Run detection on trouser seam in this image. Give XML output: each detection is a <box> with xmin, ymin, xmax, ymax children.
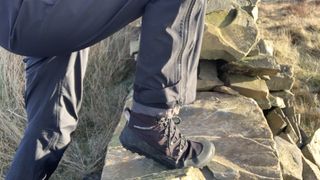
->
<box><xmin>54</xmin><ymin>72</ymin><xmax>64</xmax><ymax>132</ymax></box>
<box><xmin>42</xmin><ymin>61</ymin><xmax>68</xmax><ymax>156</ymax></box>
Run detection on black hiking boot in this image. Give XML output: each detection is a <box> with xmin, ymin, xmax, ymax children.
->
<box><xmin>119</xmin><ymin>109</ymin><xmax>215</xmax><ymax>169</ymax></box>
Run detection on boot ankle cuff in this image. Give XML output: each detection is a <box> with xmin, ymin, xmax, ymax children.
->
<box><xmin>132</xmin><ymin>100</ymin><xmax>180</xmax><ymax>119</ymax></box>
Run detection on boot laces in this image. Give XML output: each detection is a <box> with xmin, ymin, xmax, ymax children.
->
<box><xmin>158</xmin><ymin>115</ymin><xmax>187</xmax><ymax>159</ymax></box>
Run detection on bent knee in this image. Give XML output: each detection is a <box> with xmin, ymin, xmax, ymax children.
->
<box><xmin>0</xmin><ymin>2</ymin><xmax>71</xmax><ymax>56</ymax></box>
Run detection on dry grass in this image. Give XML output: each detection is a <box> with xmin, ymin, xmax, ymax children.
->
<box><xmin>0</xmin><ymin>24</ymin><xmax>137</xmax><ymax>179</ymax></box>
<box><xmin>0</xmin><ymin>52</ymin><xmax>25</xmax><ymax>179</ymax></box>
<box><xmin>258</xmin><ymin>1</ymin><xmax>320</xmax><ymax>136</ymax></box>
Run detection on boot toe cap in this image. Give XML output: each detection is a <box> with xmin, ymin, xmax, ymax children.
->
<box><xmin>184</xmin><ymin>139</ymin><xmax>215</xmax><ymax>168</ymax></box>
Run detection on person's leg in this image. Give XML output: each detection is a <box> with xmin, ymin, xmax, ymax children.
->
<box><xmin>133</xmin><ymin>0</ymin><xmax>206</xmax><ymax>115</ymax></box>
<box><xmin>121</xmin><ymin>0</ymin><xmax>215</xmax><ymax>169</ymax></box>
<box><xmin>1</xmin><ymin>0</ymin><xmax>204</xmax><ymax>108</ymax></box>
<box><xmin>1</xmin><ymin>0</ymin><xmax>213</xmax><ymax>175</ymax></box>
<box><xmin>0</xmin><ymin>0</ymin><xmax>149</xmax><ymax>57</ymax></box>
<box><xmin>5</xmin><ymin>48</ymin><xmax>89</xmax><ymax>180</ymax></box>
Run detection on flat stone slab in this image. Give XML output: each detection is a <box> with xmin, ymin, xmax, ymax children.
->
<box><xmin>102</xmin><ymin>92</ymin><xmax>281</xmax><ymax>180</ymax></box>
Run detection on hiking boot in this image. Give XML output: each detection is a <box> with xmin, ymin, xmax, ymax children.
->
<box><xmin>119</xmin><ymin>108</ymin><xmax>215</xmax><ymax>169</ymax></box>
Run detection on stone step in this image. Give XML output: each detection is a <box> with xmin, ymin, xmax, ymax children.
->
<box><xmin>101</xmin><ymin>92</ymin><xmax>281</xmax><ymax>180</ymax></box>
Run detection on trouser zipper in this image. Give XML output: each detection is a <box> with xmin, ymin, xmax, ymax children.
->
<box><xmin>177</xmin><ymin>0</ymin><xmax>196</xmax><ymax>105</ymax></box>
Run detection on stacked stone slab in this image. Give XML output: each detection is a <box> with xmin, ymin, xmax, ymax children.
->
<box><xmin>197</xmin><ymin>0</ymin><xmax>320</xmax><ymax>179</ymax></box>
<box><xmin>198</xmin><ymin>1</ymin><xmax>298</xmax><ymax>109</ymax></box>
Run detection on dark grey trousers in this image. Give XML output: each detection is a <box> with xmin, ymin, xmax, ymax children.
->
<box><xmin>0</xmin><ymin>0</ymin><xmax>206</xmax><ymax>179</ymax></box>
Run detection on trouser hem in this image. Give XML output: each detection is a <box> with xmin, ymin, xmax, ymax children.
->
<box><xmin>131</xmin><ymin>100</ymin><xmax>180</xmax><ymax>118</ymax></box>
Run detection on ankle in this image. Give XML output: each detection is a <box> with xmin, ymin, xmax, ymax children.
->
<box><xmin>131</xmin><ymin>100</ymin><xmax>181</xmax><ymax>119</ymax></box>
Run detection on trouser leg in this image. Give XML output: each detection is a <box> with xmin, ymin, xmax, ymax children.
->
<box><xmin>1</xmin><ymin>0</ymin><xmax>206</xmax><ymax>111</ymax></box>
<box><xmin>133</xmin><ymin>0</ymin><xmax>207</xmax><ymax>111</ymax></box>
<box><xmin>5</xmin><ymin>48</ymin><xmax>89</xmax><ymax>180</ymax></box>
<box><xmin>0</xmin><ymin>0</ymin><xmax>149</xmax><ymax>56</ymax></box>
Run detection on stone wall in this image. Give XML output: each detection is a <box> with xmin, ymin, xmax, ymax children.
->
<box><xmin>197</xmin><ymin>1</ymin><xmax>320</xmax><ymax>179</ymax></box>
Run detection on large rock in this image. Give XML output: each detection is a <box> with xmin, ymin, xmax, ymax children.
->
<box><xmin>286</xmin><ymin>114</ymin><xmax>303</xmax><ymax>146</ymax></box>
<box><xmin>201</xmin><ymin>7</ymin><xmax>259</xmax><ymax>61</ymax></box>
<box><xmin>302</xmin><ymin>129</ymin><xmax>320</xmax><ymax>169</ymax></box>
<box><xmin>277</xmin><ymin>128</ymin><xmax>319</xmax><ymax>180</ymax></box>
<box><xmin>236</xmin><ymin>0</ymin><xmax>261</xmax><ymax>21</ymax></box>
<box><xmin>282</xmin><ymin>106</ymin><xmax>296</xmax><ymax>123</ymax></box>
<box><xmin>275</xmin><ymin>136</ymin><xmax>303</xmax><ymax>180</ymax></box>
<box><xmin>302</xmin><ymin>156</ymin><xmax>320</xmax><ymax>180</ymax></box>
<box><xmin>248</xmin><ymin>39</ymin><xmax>275</xmax><ymax>56</ymax></box>
<box><xmin>197</xmin><ymin>80</ymin><xmax>221</xmax><ymax>91</ymax></box>
<box><xmin>102</xmin><ymin>92</ymin><xmax>281</xmax><ymax>179</ymax></box>
<box><xmin>266</xmin><ymin>108</ymin><xmax>287</xmax><ymax>135</ymax></box>
<box><xmin>197</xmin><ymin>60</ymin><xmax>224</xmax><ymax>91</ymax></box>
<box><xmin>266</xmin><ymin>64</ymin><xmax>294</xmax><ymax>91</ymax></box>
<box><xmin>268</xmin><ymin>94</ymin><xmax>286</xmax><ymax>108</ymax></box>
<box><xmin>206</xmin><ymin>0</ymin><xmax>234</xmax><ymax>13</ymax></box>
<box><xmin>258</xmin><ymin>39</ymin><xmax>274</xmax><ymax>56</ymax></box>
<box><xmin>300</xmin><ymin>126</ymin><xmax>309</xmax><ymax>147</ymax></box>
<box><xmin>220</xmin><ymin>55</ymin><xmax>281</xmax><ymax>76</ymax></box>
<box><xmin>272</xmin><ymin>108</ymin><xmax>301</xmax><ymax>145</ymax></box>
<box><xmin>271</xmin><ymin>90</ymin><xmax>295</xmax><ymax>107</ymax></box>
<box><xmin>241</xmin><ymin>5</ymin><xmax>259</xmax><ymax>22</ymax></box>
<box><xmin>223</xmin><ymin>74</ymin><xmax>271</xmax><ymax>109</ymax></box>
<box><xmin>280</xmin><ymin>127</ymin><xmax>301</xmax><ymax>146</ymax></box>
<box><xmin>213</xmin><ymin>85</ymin><xmax>240</xmax><ymax>95</ymax></box>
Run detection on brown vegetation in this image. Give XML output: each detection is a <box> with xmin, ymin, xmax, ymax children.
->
<box><xmin>258</xmin><ymin>1</ymin><xmax>320</xmax><ymax>136</ymax></box>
